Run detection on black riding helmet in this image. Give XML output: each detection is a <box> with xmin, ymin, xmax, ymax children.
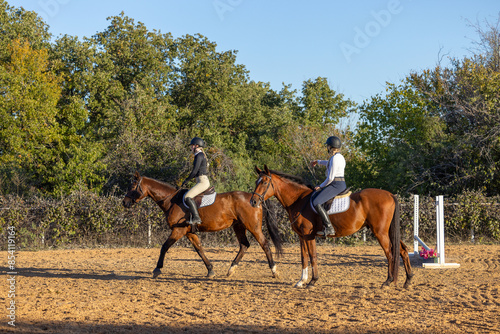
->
<box><xmin>189</xmin><ymin>137</ymin><xmax>206</xmax><ymax>148</ymax></box>
<box><xmin>325</xmin><ymin>136</ymin><xmax>341</xmax><ymax>149</ymax></box>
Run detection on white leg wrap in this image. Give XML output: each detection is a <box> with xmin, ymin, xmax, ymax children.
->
<box><xmin>295</xmin><ymin>267</ymin><xmax>308</xmax><ymax>288</ymax></box>
<box><xmin>227</xmin><ymin>264</ymin><xmax>237</xmax><ymax>276</ymax></box>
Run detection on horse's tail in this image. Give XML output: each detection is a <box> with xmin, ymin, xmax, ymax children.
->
<box><xmin>263</xmin><ymin>200</ymin><xmax>284</xmax><ymax>258</ymax></box>
<box><xmin>390</xmin><ymin>195</ymin><xmax>401</xmax><ymax>284</ymax></box>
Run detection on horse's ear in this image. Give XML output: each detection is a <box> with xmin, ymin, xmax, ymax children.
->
<box><xmin>264</xmin><ymin>165</ymin><xmax>270</xmax><ymax>175</ymax></box>
<box><xmin>255</xmin><ymin>166</ymin><xmax>262</xmax><ymax>174</ymax></box>
<box><xmin>134</xmin><ymin>171</ymin><xmax>141</xmax><ymax>179</ymax></box>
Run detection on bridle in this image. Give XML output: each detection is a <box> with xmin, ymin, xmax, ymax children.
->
<box><xmin>252</xmin><ymin>173</ymin><xmax>274</xmax><ymax>205</ymax></box>
<box><xmin>125</xmin><ymin>176</ymin><xmax>179</xmax><ymax>206</ymax></box>
<box><xmin>125</xmin><ymin>177</ymin><xmax>144</xmax><ymax>203</ymax></box>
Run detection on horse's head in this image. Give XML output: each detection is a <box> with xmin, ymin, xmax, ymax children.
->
<box><xmin>250</xmin><ymin>165</ymin><xmax>275</xmax><ymax>208</ymax></box>
<box><xmin>123</xmin><ymin>171</ymin><xmax>148</xmax><ymax>208</ymax></box>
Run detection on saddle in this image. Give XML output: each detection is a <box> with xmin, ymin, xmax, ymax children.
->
<box><xmin>322</xmin><ymin>187</ymin><xmax>351</xmax><ymax>212</ymax></box>
<box><xmin>181</xmin><ymin>187</ymin><xmax>216</xmax><ymax>208</ymax></box>
<box><xmin>309</xmin><ymin>188</ymin><xmax>352</xmax><ymax>215</ymax></box>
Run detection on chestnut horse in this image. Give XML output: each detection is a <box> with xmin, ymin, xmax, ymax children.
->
<box><xmin>250</xmin><ymin>166</ymin><xmax>413</xmax><ymax>289</ymax></box>
<box><xmin>123</xmin><ymin>172</ymin><xmax>283</xmax><ymax>279</ymax></box>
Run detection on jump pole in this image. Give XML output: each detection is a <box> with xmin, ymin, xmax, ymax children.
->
<box><xmin>412</xmin><ymin>195</ymin><xmax>460</xmax><ymax>269</ymax></box>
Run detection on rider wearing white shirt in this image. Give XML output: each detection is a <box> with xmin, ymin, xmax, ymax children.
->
<box><xmin>310</xmin><ymin>136</ymin><xmax>347</xmax><ymax>236</ymax></box>
<box><xmin>316</xmin><ymin>153</ymin><xmax>345</xmax><ymax>188</ymax></box>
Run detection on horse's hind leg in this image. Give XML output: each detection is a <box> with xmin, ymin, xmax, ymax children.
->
<box><xmin>227</xmin><ymin>223</ymin><xmax>250</xmax><ymax>277</ymax></box>
<box><xmin>153</xmin><ymin>228</ymin><xmax>186</xmax><ymax>278</ymax></box>
<box><xmin>400</xmin><ymin>241</ymin><xmax>414</xmax><ymax>289</ymax></box>
<box><xmin>246</xmin><ymin>222</ymin><xmax>278</xmax><ymax>278</ymax></box>
<box><xmin>185</xmin><ymin>232</ymin><xmax>215</xmax><ymax>277</ymax></box>
<box><xmin>373</xmin><ymin>232</ymin><xmax>395</xmax><ymax>287</ymax></box>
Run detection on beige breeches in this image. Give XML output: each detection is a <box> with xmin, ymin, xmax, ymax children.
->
<box><xmin>185</xmin><ymin>175</ymin><xmax>210</xmax><ymax>198</ymax></box>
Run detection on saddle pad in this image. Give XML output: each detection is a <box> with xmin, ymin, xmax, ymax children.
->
<box><xmin>183</xmin><ymin>192</ymin><xmax>217</xmax><ymax>208</ymax></box>
<box><xmin>311</xmin><ymin>196</ymin><xmax>351</xmax><ymax>215</ymax></box>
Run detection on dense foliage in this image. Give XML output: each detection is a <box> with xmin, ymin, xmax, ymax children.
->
<box><xmin>0</xmin><ymin>2</ymin><xmax>498</xmax><ymax>247</ymax></box>
<box><xmin>1</xmin><ymin>2</ymin><xmax>499</xmax><ymax>198</ymax></box>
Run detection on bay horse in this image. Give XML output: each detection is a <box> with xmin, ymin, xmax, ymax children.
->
<box><xmin>123</xmin><ymin>171</ymin><xmax>283</xmax><ymax>279</ymax></box>
<box><xmin>250</xmin><ymin>166</ymin><xmax>413</xmax><ymax>289</ymax></box>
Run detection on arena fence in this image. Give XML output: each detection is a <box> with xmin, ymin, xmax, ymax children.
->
<box><xmin>1</xmin><ymin>190</ymin><xmax>499</xmax><ymax>250</ymax></box>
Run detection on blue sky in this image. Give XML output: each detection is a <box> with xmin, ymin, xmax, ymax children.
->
<box><xmin>8</xmin><ymin>0</ymin><xmax>500</xmax><ymax>104</ymax></box>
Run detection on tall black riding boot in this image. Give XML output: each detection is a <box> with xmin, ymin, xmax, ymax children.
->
<box><xmin>185</xmin><ymin>197</ymin><xmax>202</xmax><ymax>225</ymax></box>
<box><xmin>314</xmin><ymin>204</ymin><xmax>335</xmax><ymax>236</ymax></box>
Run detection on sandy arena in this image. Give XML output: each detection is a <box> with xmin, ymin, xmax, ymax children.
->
<box><xmin>1</xmin><ymin>244</ymin><xmax>499</xmax><ymax>333</ymax></box>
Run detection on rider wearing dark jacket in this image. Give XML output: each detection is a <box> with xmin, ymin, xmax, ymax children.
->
<box><xmin>181</xmin><ymin>137</ymin><xmax>210</xmax><ymax>225</ymax></box>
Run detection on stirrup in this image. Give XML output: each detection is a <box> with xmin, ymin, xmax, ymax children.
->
<box><xmin>189</xmin><ymin>215</ymin><xmax>202</xmax><ymax>225</ymax></box>
<box><xmin>318</xmin><ymin>226</ymin><xmax>335</xmax><ymax>237</ymax></box>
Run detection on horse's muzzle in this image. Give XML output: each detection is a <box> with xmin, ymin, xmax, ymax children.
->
<box><xmin>122</xmin><ymin>197</ymin><xmax>134</xmax><ymax>208</ymax></box>
<box><xmin>250</xmin><ymin>197</ymin><xmax>260</xmax><ymax>208</ymax></box>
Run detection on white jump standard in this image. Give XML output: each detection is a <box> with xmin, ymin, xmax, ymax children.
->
<box><xmin>412</xmin><ymin>195</ymin><xmax>460</xmax><ymax>269</ymax></box>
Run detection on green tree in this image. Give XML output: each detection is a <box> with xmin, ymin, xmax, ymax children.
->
<box><xmin>297</xmin><ymin>77</ymin><xmax>354</xmax><ymax>126</ymax></box>
<box><xmin>410</xmin><ymin>58</ymin><xmax>500</xmax><ymax>195</ymax></box>
<box><xmin>87</xmin><ymin>13</ymin><xmax>177</xmax><ymax>140</ymax></box>
<box><xmin>0</xmin><ymin>0</ymin><xmax>51</xmax><ymax>62</ymax></box>
<box><xmin>355</xmin><ymin>80</ymin><xmax>447</xmax><ymax>194</ymax></box>
<box><xmin>50</xmin><ymin>14</ymin><xmax>181</xmax><ymax>191</ymax></box>
<box><xmin>0</xmin><ymin>39</ymin><xmax>58</xmax><ymax>193</ymax></box>
<box><xmin>0</xmin><ymin>38</ymin><xmax>105</xmax><ymax>195</ymax></box>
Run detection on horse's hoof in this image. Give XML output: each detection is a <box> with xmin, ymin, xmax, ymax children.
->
<box><xmin>227</xmin><ymin>265</ymin><xmax>237</xmax><ymax>277</ymax></box>
<box><xmin>294</xmin><ymin>281</ymin><xmax>305</xmax><ymax>288</ymax></box>
<box><xmin>403</xmin><ymin>274</ymin><xmax>414</xmax><ymax>289</ymax></box>
<box><xmin>381</xmin><ymin>281</ymin><xmax>391</xmax><ymax>289</ymax></box>
<box><xmin>152</xmin><ymin>268</ymin><xmax>162</xmax><ymax>279</ymax></box>
<box><xmin>207</xmin><ymin>270</ymin><xmax>215</xmax><ymax>278</ymax></box>
<box><xmin>271</xmin><ymin>265</ymin><xmax>279</xmax><ymax>278</ymax></box>
<box><xmin>307</xmin><ymin>280</ymin><xmax>318</xmax><ymax>289</ymax></box>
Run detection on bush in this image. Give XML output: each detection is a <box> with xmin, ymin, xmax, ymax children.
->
<box><xmin>1</xmin><ymin>190</ymin><xmax>498</xmax><ymax>250</ymax></box>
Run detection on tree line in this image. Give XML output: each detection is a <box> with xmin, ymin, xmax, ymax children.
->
<box><xmin>1</xmin><ymin>1</ymin><xmax>499</xmax><ymax>200</ymax></box>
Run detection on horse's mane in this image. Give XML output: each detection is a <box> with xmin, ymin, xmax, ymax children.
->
<box><xmin>269</xmin><ymin>170</ymin><xmax>314</xmax><ymax>189</ymax></box>
<box><xmin>141</xmin><ymin>175</ymin><xmax>177</xmax><ymax>190</ymax></box>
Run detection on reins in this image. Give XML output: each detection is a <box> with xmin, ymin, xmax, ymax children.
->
<box><xmin>125</xmin><ymin>177</ymin><xmax>144</xmax><ymax>203</ymax></box>
<box><xmin>125</xmin><ymin>176</ymin><xmax>178</xmax><ymax>207</ymax></box>
<box><xmin>254</xmin><ymin>172</ymin><xmax>307</xmax><ymax>226</ymax></box>
<box><xmin>155</xmin><ymin>189</ymin><xmax>179</xmax><ymax>205</ymax></box>
<box><xmin>252</xmin><ymin>173</ymin><xmax>274</xmax><ymax>204</ymax></box>
<box><xmin>252</xmin><ymin>172</ymin><xmax>289</xmax><ymax>214</ymax></box>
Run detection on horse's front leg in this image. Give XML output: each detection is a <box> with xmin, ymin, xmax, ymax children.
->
<box><xmin>306</xmin><ymin>238</ymin><xmax>319</xmax><ymax>288</ymax></box>
<box><xmin>295</xmin><ymin>238</ymin><xmax>309</xmax><ymax>288</ymax></box>
<box><xmin>186</xmin><ymin>232</ymin><xmax>215</xmax><ymax>278</ymax></box>
<box><xmin>153</xmin><ymin>227</ymin><xmax>187</xmax><ymax>278</ymax></box>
